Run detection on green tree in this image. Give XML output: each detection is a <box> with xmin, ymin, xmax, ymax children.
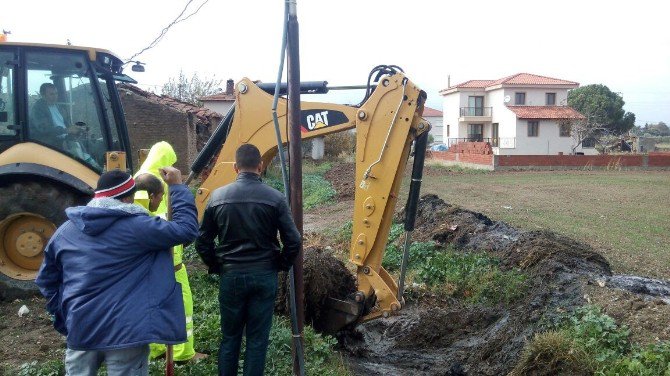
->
<box><xmin>162</xmin><ymin>70</ymin><xmax>223</xmax><ymax>106</ymax></box>
<box><xmin>642</xmin><ymin>121</ymin><xmax>670</xmax><ymax>136</ymax></box>
<box><xmin>568</xmin><ymin>84</ymin><xmax>636</xmax><ymax>135</ymax></box>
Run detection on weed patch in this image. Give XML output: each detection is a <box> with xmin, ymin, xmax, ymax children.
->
<box><xmin>265</xmin><ymin>162</ymin><xmax>335</xmax><ymax>210</ymax></box>
<box><xmin>517</xmin><ymin>305</ymin><xmax>670</xmax><ymax>375</ymax></box>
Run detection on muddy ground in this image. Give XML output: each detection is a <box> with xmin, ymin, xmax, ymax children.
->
<box><xmin>1</xmin><ymin>161</ymin><xmax>669</xmax><ymax>375</ymax></box>
<box><xmin>309</xmin><ymin>162</ymin><xmax>670</xmax><ymax>375</ymax></box>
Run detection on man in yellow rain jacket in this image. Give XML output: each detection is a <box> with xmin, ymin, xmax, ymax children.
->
<box><xmin>134</xmin><ymin>141</ymin><xmax>202</xmax><ymax>362</ymax></box>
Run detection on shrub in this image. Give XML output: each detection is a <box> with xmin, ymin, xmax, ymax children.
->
<box><xmin>509</xmin><ymin>330</ymin><xmax>595</xmax><ymax>376</ymax></box>
<box><xmin>324</xmin><ymin>131</ymin><xmax>356</xmax><ymax>159</ymax></box>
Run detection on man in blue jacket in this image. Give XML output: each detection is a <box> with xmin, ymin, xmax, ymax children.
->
<box><xmin>36</xmin><ymin>167</ymin><xmax>198</xmax><ymax>376</ymax></box>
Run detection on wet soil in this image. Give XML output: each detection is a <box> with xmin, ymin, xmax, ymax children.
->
<box><xmin>319</xmin><ymin>162</ymin><xmax>670</xmax><ymax>375</ymax></box>
<box><xmin>276</xmin><ymin>247</ymin><xmax>357</xmax><ymax>332</ymax></box>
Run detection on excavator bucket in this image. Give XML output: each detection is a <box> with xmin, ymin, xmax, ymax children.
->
<box><xmin>319</xmin><ymin>297</ymin><xmax>364</xmax><ymax>334</ymax></box>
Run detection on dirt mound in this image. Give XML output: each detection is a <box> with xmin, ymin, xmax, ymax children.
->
<box><xmin>276</xmin><ymin>247</ymin><xmax>357</xmax><ymax>331</ymax></box>
<box><xmin>324</xmin><ymin>162</ymin><xmax>355</xmax><ymax>199</ymax></box>
<box><xmin>400</xmin><ymin>193</ymin><xmax>519</xmax><ymax>252</ymax></box>
<box><xmin>501</xmin><ymin>230</ymin><xmax>612</xmax><ymax>277</ymax></box>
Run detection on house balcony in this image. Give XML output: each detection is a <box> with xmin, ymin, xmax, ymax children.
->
<box><xmin>459</xmin><ymin>107</ymin><xmax>492</xmax><ymax>122</ymax></box>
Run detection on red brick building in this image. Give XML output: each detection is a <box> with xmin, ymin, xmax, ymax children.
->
<box><xmin>119</xmin><ymin>84</ymin><xmax>223</xmax><ymax>172</ymax></box>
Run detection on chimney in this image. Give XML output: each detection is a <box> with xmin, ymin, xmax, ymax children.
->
<box><xmin>226</xmin><ymin>79</ymin><xmax>234</xmax><ymax>95</ymax></box>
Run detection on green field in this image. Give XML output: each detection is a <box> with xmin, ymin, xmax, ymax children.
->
<box><xmin>410</xmin><ymin>165</ymin><xmax>670</xmax><ymax>279</ymax></box>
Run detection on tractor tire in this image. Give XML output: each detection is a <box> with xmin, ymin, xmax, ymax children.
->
<box><xmin>0</xmin><ymin>180</ymin><xmax>87</xmax><ymax>300</ymax></box>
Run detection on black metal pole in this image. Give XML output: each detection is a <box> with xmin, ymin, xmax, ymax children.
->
<box><xmin>287</xmin><ymin>2</ymin><xmax>304</xmax><ymax>374</ymax></box>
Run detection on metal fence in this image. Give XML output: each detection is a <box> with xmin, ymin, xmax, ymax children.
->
<box><xmin>446</xmin><ymin>137</ymin><xmax>516</xmax><ymax>148</ymax></box>
<box><xmin>459</xmin><ymin>107</ymin><xmax>492</xmax><ymax>117</ymax></box>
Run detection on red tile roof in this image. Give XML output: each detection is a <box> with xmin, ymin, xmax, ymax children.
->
<box><xmin>490</xmin><ymin>73</ymin><xmax>578</xmax><ymax>86</ymax></box>
<box><xmin>199</xmin><ymin>93</ymin><xmax>235</xmax><ymax>102</ymax></box>
<box><xmin>441</xmin><ymin>73</ymin><xmax>579</xmax><ymax>94</ymax></box>
<box><xmin>119</xmin><ymin>84</ymin><xmax>223</xmax><ymax>122</ymax></box>
<box><xmin>422</xmin><ymin>106</ymin><xmax>443</xmax><ymax>117</ymax></box>
<box><xmin>450</xmin><ymin>79</ymin><xmax>496</xmax><ymax>89</ymax></box>
<box><xmin>507</xmin><ymin>106</ymin><xmax>585</xmax><ymax>120</ymax></box>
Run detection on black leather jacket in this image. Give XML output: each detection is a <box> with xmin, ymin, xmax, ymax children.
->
<box><xmin>195</xmin><ymin>172</ymin><xmax>301</xmax><ymax>274</ymax></box>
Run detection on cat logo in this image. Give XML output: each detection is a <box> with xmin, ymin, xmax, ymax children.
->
<box><xmin>301</xmin><ymin>109</ymin><xmax>349</xmax><ymax>132</ymax></box>
<box><xmin>306</xmin><ymin>111</ymin><xmax>330</xmax><ymax>130</ymax></box>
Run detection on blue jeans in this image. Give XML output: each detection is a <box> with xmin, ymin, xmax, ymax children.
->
<box><xmin>218</xmin><ymin>270</ymin><xmax>278</xmax><ymax>376</ymax></box>
<box><xmin>64</xmin><ymin>345</ymin><xmax>149</xmax><ymax>376</ymax></box>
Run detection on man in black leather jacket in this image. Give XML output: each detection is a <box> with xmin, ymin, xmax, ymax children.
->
<box><xmin>195</xmin><ymin>143</ymin><xmax>301</xmax><ymax>376</ymax></box>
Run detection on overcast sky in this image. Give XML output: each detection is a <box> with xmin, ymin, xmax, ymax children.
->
<box><xmin>3</xmin><ymin>0</ymin><xmax>668</xmax><ymax>125</ymax></box>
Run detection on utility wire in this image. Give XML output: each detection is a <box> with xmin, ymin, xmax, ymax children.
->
<box><xmin>125</xmin><ymin>0</ymin><xmax>210</xmax><ymax>63</ymax></box>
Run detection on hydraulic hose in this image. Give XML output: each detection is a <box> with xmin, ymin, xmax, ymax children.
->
<box><xmin>398</xmin><ymin>130</ymin><xmax>429</xmax><ymax>299</ymax></box>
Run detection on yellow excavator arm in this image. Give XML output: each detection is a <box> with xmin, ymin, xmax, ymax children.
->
<box><xmin>190</xmin><ymin>69</ymin><xmax>430</xmax><ymax>330</ymax></box>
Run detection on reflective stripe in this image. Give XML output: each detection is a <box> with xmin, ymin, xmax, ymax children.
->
<box><xmin>185</xmin><ymin>316</ymin><xmax>192</xmax><ymax>324</ymax></box>
<box><xmin>187</xmin><ymin>329</ymin><xmax>193</xmax><ymax>337</ymax></box>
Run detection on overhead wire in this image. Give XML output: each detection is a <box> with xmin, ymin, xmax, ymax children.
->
<box><xmin>124</xmin><ymin>0</ymin><xmax>210</xmax><ymax>64</ymax></box>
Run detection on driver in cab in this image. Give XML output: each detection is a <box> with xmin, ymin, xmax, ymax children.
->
<box><xmin>31</xmin><ymin>82</ymin><xmax>100</xmax><ymax>169</ymax></box>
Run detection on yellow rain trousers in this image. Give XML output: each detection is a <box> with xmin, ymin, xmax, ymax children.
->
<box><xmin>134</xmin><ymin>141</ymin><xmax>195</xmax><ymax>361</ymax></box>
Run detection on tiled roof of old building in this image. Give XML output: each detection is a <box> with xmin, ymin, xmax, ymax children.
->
<box><xmin>119</xmin><ymin>84</ymin><xmax>223</xmax><ymax>122</ymax></box>
<box><xmin>507</xmin><ymin>106</ymin><xmax>585</xmax><ymax>120</ymax></box>
<box><xmin>199</xmin><ymin>92</ymin><xmax>236</xmax><ymax>101</ymax></box>
<box><xmin>422</xmin><ymin>106</ymin><xmax>443</xmax><ymax>117</ymax></box>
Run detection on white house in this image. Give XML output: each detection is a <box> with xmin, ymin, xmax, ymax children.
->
<box><xmin>200</xmin><ymin>79</ymin><xmax>236</xmax><ymax>117</ymax></box>
<box><xmin>423</xmin><ymin>106</ymin><xmax>444</xmax><ymax>143</ymax></box>
<box><xmin>439</xmin><ymin>73</ymin><xmax>596</xmax><ymax>155</ymax></box>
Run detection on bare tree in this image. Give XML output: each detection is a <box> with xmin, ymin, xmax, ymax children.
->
<box><xmin>162</xmin><ymin>70</ymin><xmax>222</xmax><ymax>106</ymax></box>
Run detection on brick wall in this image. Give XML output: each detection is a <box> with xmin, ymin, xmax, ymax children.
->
<box><xmin>648</xmin><ymin>152</ymin><xmax>670</xmax><ymax>167</ymax></box>
<box><xmin>449</xmin><ymin>142</ymin><xmax>493</xmax><ymax>155</ymax></box>
<box><xmin>496</xmin><ymin>155</ymin><xmax>644</xmax><ymax>167</ymax></box>
<box><xmin>430</xmin><ymin>152</ymin><xmax>670</xmax><ymax>170</ymax></box>
<box><xmin>121</xmin><ymin>94</ymin><xmax>193</xmax><ymax>173</ymax></box>
<box><xmin>431</xmin><ymin>151</ymin><xmax>493</xmax><ymax>166</ymax></box>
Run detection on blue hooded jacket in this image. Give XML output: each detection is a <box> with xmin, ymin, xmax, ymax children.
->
<box><xmin>35</xmin><ymin>184</ymin><xmax>198</xmax><ymax>351</ymax></box>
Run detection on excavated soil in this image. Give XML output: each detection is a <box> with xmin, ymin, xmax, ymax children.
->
<box><xmin>276</xmin><ymin>247</ymin><xmax>357</xmax><ymax>332</ymax></box>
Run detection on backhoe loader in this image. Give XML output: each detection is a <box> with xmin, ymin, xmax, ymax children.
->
<box><xmin>0</xmin><ymin>42</ymin><xmax>134</xmax><ymax>294</ymax></box>
<box><xmin>187</xmin><ymin>65</ymin><xmax>431</xmax><ymax>332</ymax></box>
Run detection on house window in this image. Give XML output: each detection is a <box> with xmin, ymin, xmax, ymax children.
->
<box><xmin>528</xmin><ymin>121</ymin><xmax>539</xmax><ymax>137</ymax></box>
<box><xmin>559</xmin><ymin>122</ymin><xmax>571</xmax><ymax>137</ymax></box>
<box><xmin>468</xmin><ymin>124</ymin><xmax>484</xmax><ymax>141</ymax></box>
<box><xmin>546</xmin><ymin>93</ymin><xmax>556</xmax><ymax>105</ymax></box>
<box><xmin>582</xmin><ymin>137</ymin><xmax>596</xmax><ymax>148</ymax></box>
<box><xmin>515</xmin><ymin>92</ymin><xmax>526</xmax><ymax>105</ymax></box>
<box><xmin>468</xmin><ymin>96</ymin><xmax>484</xmax><ymax>115</ymax></box>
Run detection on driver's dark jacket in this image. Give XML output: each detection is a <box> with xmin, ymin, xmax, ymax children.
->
<box><xmin>30</xmin><ymin>98</ymin><xmax>71</xmax><ymax>140</ymax></box>
<box><xmin>195</xmin><ymin>172</ymin><xmax>301</xmax><ymax>274</ymax></box>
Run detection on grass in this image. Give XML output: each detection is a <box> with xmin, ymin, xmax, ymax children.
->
<box><xmin>409</xmin><ymin>170</ymin><xmax>670</xmax><ymax>279</ymax></box>
<box><xmin>380</xmin><ymin>223</ymin><xmax>528</xmax><ymax>306</ymax></box>
<box><xmin>513</xmin><ymin>306</ymin><xmax>670</xmax><ymax>375</ymax></box>
<box><xmin>11</xmin><ymin>264</ymin><xmax>349</xmax><ymax>376</ymax></box>
<box><xmin>264</xmin><ymin>160</ymin><xmax>336</xmax><ymax>209</ymax></box>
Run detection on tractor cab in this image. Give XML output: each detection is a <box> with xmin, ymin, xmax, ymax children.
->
<box><xmin>0</xmin><ymin>42</ymin><xmax>135</xmax><ymax>286</ymax></box>
<box><xmin>0</xmin><ymin>42</ymin><xmax>134</xmax><ymax>172</ymax></box>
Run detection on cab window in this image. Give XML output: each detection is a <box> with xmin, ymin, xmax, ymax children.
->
<box><xmin>26</xmin><ymin>50</ymin><xmax>105</xmax><ymax>171</ymax></box>
<box><xmin>0</xmin><ymin>51</ymin><xmax>17</xmax><ymax>137</ymax></box>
